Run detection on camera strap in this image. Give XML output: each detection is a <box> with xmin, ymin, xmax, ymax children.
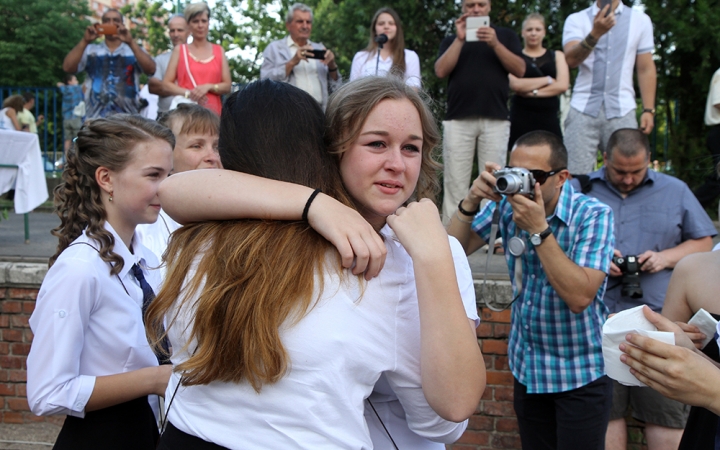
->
<box><xmin>481</xmin><ymin>206</ymin><xmax>523</xmax><ymax>312</ymax></box>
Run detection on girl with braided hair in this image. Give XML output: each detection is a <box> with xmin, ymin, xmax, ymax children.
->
<box><xmin>26</xmin><ymin>114</ymin><xmax>174</xmax><ymax>450</ymax></box>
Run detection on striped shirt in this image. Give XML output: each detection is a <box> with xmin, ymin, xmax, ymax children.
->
<box><xmin>563</xmin><ymin>2</ymin><xmax>654</xmax><ymax>119</ymax></box>
<box><xmin>472</xmin><ymin>182</ymin><xmax>614</xmax><ymax>393</ymax></box>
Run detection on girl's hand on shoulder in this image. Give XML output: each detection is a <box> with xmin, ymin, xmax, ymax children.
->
<box><xmin>307</xmin><ymin>194</ymin><xmax>387</xmax><ymax>280</ymax></box>
<box><xmin>387</xmin><ymin>199</ymin><xmax>448</xmax><ymax>260</ymax></box>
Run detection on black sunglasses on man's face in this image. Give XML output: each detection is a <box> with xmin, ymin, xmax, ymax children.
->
<box><xmin>507</xmin><ymin>167</ymin><xmax>567</xmax><ymax>185</ymax></box>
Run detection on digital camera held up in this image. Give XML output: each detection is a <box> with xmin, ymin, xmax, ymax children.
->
<box><xmin>612</xmin><ymin>255</ymin><xmax>643</xmax><ymax>299</ymax></box>
<box><xmin>493</xmin><ymin>167</ymin><xmax>535</xmax><ymax>197</ymax></box>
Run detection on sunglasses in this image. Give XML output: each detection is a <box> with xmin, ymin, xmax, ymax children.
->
<box><xmin>507</xmin><ymin>167</ymin><xmax>566</xmax><ymax>185</ymax></box>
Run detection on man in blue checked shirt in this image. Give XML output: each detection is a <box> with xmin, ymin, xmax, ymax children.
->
<box><xmin>448</xmin><ymin>130</ymin><xmax>615</xmax><ymax>450</ymax></box>
<box><xmin>571</xmin><ymin>128</ymin><xmax>715</xmax><ymax>450</ymax></box>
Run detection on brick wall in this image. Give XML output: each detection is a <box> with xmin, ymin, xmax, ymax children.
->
<box><xmin>0</xmin><ymin>262</ymin><xmax>62</xmax><ymax>425</ymax></box>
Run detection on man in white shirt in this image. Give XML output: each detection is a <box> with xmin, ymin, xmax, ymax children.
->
<box><xmin>693</xmin><ymin>67</ymin><xmax>720</xmax><ymax>208</ymax></box>
<box><xmin>148</xmin><ymin>15</ymin><xmax>191</xmax><ymax>115</ymax></box>
<box><xmin>260</xmin><ymin>3</ymin><xmax>341</xmax><ymax>110</ymax></box>
<box><xmin>563</xmin><ymin>0</ymin><xmax>657</xmax><ymax>175</ymax></box>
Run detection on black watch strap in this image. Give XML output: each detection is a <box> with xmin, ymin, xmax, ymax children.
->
<box><xmin>536</xmin><ymin>227</ymin><xmax>552</xmax><ymax>240</ymax></box>
<box><xmin>458</xmin><ymin>199</ymin><xmax>480</xmax><ymax>217</ymax></box>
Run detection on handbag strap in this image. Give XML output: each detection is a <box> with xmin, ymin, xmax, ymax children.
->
<box><xmin>182</xmin><ymin>44</ymin><xmax>198</xmax><ymax>88</ymax></box>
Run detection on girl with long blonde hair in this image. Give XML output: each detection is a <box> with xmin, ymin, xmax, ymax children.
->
<box><xmin>151</xmin><ymin>77</ymin><xmax>485</xmax><ymax>448</ymax></box>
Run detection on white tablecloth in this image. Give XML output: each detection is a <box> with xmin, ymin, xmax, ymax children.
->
<box><xmin>0</xmin><ymin>130</ymin><xmax>49</xmax><ymax>214</ymax></box>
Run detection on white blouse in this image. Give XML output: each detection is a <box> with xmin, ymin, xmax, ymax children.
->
<box><xmin>27</xmin><ymin>222</ymin><xmax>161</xmax><ymax>418</ymax></box>
<box><xmin>365</xmin><ymin>235</ymin><xmax>478</xmax><ymax>449</ymax></box>
<box><xmin>350</xmin><ymin>49</ymin><xmax>421</xmax><ymax>88</ymax></box>
<box><xmin>163</xmin><ymin>225</ymin><xmax>471</xmax><ymax>448</ymax></box>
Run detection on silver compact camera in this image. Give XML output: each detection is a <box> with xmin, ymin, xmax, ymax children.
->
<box><xmin>493</xmin><ymin>167</ymin><xmax>535</xmax><ymax>197</ymax></box>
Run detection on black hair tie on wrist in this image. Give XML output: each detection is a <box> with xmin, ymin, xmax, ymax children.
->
<box><xmin>302</xmin><ymin>189</ymin><xmax>322</xmax><ymax>222</ymax></box>
<box><xmin>458</xmin><ymin>198</ymin><xmax>480</xmax><ymax>217</ymax></box>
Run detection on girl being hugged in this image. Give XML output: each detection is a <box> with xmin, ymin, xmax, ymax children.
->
<box><xmin>154</xmin><ymin>77</ymin><xmax>485</xmax><ymax>448</ymax></box>
<box><xmin>350</xmin><ymin>7</ymin><xmax>421</xmax><ymax>88</ymax></box>
<box><xmin>27</xmin><ymin>115</ymin><xmax>174</xmax><ymax>450</ymax></box>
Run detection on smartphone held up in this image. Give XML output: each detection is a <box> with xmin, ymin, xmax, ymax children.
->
<box><xmin>306</xmin><ymin>49</ymin><xmax>326</xmax><ymax>60</ymax></box>
<box><xmin>466</xmin><ymin>16</ymin><xmax>490</xmax><ymax>42</ymax></box>
<box><xmin>94</xmin><ymin>23</ymin><xmax>118</xmax><ymax>36</ymax></box>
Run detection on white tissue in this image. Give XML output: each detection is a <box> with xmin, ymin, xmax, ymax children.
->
<box><xmin>602</xmin><ymin>305</ymin><xmax>675</xmax><ymax>387</ymax></box>
<box><xmin>688</xmin><ymin>308</ymin><xmax>718</xmax><ymax>349</ymax></box>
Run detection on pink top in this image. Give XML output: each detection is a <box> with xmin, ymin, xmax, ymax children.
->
<box><xmin>177</xmin><ymin>44</ymin><xmax>224</xmax><ymax>115</ymax></box>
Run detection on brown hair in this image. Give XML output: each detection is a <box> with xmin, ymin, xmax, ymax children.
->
<box><xmin>364</xmin><ymin>7</ymin><xmax>407</xmax><ymax>77</ymax></box>
<box><xmin>326</xmin><ymin>76</ymin><xmax>441</xmax><ymax>203</ymax></box>
<box><xmin>522</xmin><ymin>13</ymin><xmax>545</xmax><ymax>29</ymax></box>
<box><xmin>159</xmin><ymin>103</ymin><xmax>219</xmax><ymax>139</ymax></box>
<box><xmin>3</xmin><ymin>95</ymin><xmax>25</xmax><ymax>113</ymax></box>
<box><xmin>146</xmin><ymin>80</ymin><xmax>357</xmax><ymax>391</ymax></box>
<box><xmin>50</xmin><ymin>115</ymin><xmax>175</xmax><ymax>274</ymax></box>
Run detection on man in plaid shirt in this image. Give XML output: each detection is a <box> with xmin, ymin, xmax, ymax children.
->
<box><xmin>448</xmin><ymin>130</ymin><xmax>615</xmax><ymax>450</ymax></box>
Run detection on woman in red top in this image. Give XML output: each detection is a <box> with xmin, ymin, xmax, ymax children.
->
<box><xmin>162</xmin><ymin>2</ymin><xmax>231</xmax><ymax>116</ymax></box>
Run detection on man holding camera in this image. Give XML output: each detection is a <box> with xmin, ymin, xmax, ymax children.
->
<box><xmin>62</xmin><ymin>9</ymin><xmax>156</xmax><ymax>119</ymax></box>
<box><xmin>448</xmin><ymin>130</ymin><xmax>615</xmax><ymax>450</ymax></box>
<box><xmin>260</xmin><ymin>3</ymin><xmax>340</xmax><ymax>111</ymax></box>
<box><xmin>570</xmin><ymin>128</ymin><xmax>715</xmax><ymax>450</ymax></box>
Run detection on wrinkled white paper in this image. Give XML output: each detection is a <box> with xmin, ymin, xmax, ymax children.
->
<box><xmin>602</xmin><ymin>305</ymin><xmax>675</xmax><ymax>387</ymax></box>
<box><xmin>688</xmin><ymin>308</ymin><xmax>718</xmax><ymax>349</ymax></box>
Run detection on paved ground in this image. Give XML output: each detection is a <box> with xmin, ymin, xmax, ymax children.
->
<box><xmin>0</xmin><ymin>423</ymin><xmax>60</xmax><ymax>449</ymax></box>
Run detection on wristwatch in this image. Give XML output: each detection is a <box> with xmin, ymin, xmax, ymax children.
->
<box><xmin>530</xmin><ymin>227</ymin><xmax>552</xmax><ymax>246</ymax></box>
<box><xmin>643</xmin><ymin>107</ymin><xmax>656</xmax><ymax>115</ymax></box>
<box><xmin>532</xmin><ymin>89</ymin><xmax>538</xmax><ymax>97</ymax></box>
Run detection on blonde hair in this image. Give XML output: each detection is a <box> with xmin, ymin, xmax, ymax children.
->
<box><xmin>183</xmin><ymin>2</ymin><xmax>210</xmax><ymax>23</ymax></box>
<box><xmin>50</xmin><ymin>115</ymin><xmax>175</xmax><ymax>274</ymax></box>
<box><xmin>159</xmin><ymin>103</ymin><xmax>219</xmax><ymax>138</ymax></box>
<box><xmin>326</xmin><ymin>76</ymin><xmax>442</xmax><ymax>203</ymax></box>
<box><xmin>522</xmin><ymin>13</ymin><xmax>545</xmax><ymax>29</ymax></box>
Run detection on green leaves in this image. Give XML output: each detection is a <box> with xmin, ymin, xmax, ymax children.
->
<box><xmin>0</xmin><ymin>0</ymin><xmax>90</xmax><ymax>86</ymax></box>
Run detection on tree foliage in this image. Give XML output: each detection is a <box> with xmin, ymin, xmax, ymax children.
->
<box><xmin>121</xmin><ymin>0</ymin><xmax>170</xmax><ymax>56</ymax></box>
<box><xmin>643</xmin><ymin>0</ymin><xmax>720</xmax><ymax>185</ymax></box>
<box><xmin>0</xmin><ymin>0</ymin><xmax>91</xmax><ymax>86</ymax></box>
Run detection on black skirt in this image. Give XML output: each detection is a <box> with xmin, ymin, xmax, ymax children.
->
<box><xmin>53</xmin><ymin>396</ymin><xmax>158</xmax><ymax>450</ymax></box>
<box><xmin>157</xmin><ymin>422</ymin><xmax>229</xmax><ymax>450</ymax></box>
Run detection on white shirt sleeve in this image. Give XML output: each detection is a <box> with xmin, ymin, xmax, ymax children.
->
<box><xmin>562</xmin><ymin>12</ymin><xmax>586</xmax><ymax>46</ymax></box>
<box><xmin>26</xmin><ymin>257</ymin><xmax>98</xmax><ymax>417</ymax></box>
<box><xmin>449</xmin><ymin>236</ymin><xmax>480</xmax><ymax>328</ymax></box>
<box><xmin>404</xmin><ymin>50</ymin><xmax>422</xmax><ymax>88</ymax></box>
<box><xmin>637</xmin><ymin>13</ymin><xmax>655</xmax><ymax>54</ymax></box>
<box><xmin>350</xmin><ymin>51</ymin><xmax>365</xmax><ymax>82</ymax></box>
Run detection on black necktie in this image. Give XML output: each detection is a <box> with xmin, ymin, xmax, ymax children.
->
<box><xmin>131</xmin><ymin>263</ymin><xmax>170</xmax><ymax>364</ymax></box>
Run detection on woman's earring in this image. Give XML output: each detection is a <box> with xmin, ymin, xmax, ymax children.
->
<box><xmin>109</xmin><ymin>191</ymin><xmax>113</xmax><ymax>202</ymax></box>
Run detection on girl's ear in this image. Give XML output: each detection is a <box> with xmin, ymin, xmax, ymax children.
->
<box><xmin>96</xmin><ymin>166</ymin><xmax>113</xmax><ymax>196</ymax></box>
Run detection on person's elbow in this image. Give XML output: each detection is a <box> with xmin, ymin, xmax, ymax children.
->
<box><xmin>435</xmin><ymin>60</ymin><xmax>449</xmax><ymax>79</ymax></box>
<box><xmin>566</xmin><ymin>293</ymin><xmax>594</xmax><ymax>314</ymax></box>
<box><xmin>147</xmin><ymin>78</ymin><xmax>162</xmax><ymax>96</ymax></box>
<box><xmin>510</xmin><ymin>61</ymin><xmax>526</xmax><ymax>78</ymax></box>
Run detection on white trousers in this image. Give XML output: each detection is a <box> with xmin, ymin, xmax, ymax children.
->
<box><xmin>441</xmin><ymin>117</ymin><xmax>510</xmax><ymax>222</ymax></box>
